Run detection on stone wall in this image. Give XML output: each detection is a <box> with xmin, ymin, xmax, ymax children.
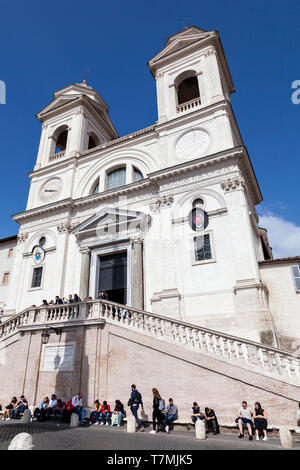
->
<box><xmin>0</xmin><ymin>321</ymin><xmax>298</xmax><ymax>428</ymax></box>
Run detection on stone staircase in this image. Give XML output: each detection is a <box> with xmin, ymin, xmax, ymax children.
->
<box><xmin>0</xmin><ymin>299</ymin><xmax>299</xmax><ymax>387</ymax></box>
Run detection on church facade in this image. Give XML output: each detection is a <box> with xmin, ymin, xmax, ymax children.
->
<box><xmin>0</xmin><ymin>26</ymin><xmax>299</xmax><ymax>353</ymax></box>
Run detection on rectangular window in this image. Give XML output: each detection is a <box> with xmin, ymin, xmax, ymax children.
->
<box><xmin>31</xmin><ymin>267</ymin><xmax>43</xmax><ymax>288</ymax></box>
<box><xmin>194</xmin><ymin>234</ymin><xmax>212</xmax><ymax>262</ymax></box>
<box><xmin>8</xmin><ymin>248</ymin><xmax>13</xmax><ymax>258</ymax></box>
<box><xmin>291</xmin><ymin>265</ymin><xmax>300</xmax><ymax>292</ymax></box>
<box><xmin>2</xmin><ymin>272</ymin><xmax>9</xmax><ymax>285</ymax></box>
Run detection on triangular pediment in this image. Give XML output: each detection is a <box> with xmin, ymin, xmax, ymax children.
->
<box><xmin>149</xmin><ymin>26</ymin><xmax>212</xmax><ymax>66</ymax></box>
<box><xmin>164</xmin><ymin>26</ymin><xmax>207</xmax><ymax>48</ymax></box>
<box><xmin>37</xmin><ymin>96</ymin><xmax>80</xmax><ymax>116</ymax></box>
<box><xmin>73</xmin><ymin>208</ymin><xmax>150</xmax><ymax>242</ymax></box>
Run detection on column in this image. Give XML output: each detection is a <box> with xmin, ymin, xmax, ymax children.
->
<box><xmin>131</xmin><ymin>238</ymin><xmax>144</xmax><ymax>310</ymax></box>
<box><xmin>79</xmin><ymin>247</ymin><xmax>91</xmax><ymax>301</ymax></box>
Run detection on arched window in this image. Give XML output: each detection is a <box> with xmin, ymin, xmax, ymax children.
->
<box><xmin>50</xmin><ymin>125</ymin><xmax>69</xmax><ymax>156</ymax></box>
<box><xmin>107</xmin><ymin>167</ymin><xmax>126</xmax><ymax>190</ymax></box>
<box><xmin>55</xmin><ymin>130</ymin><xmax>68</xmax><ymax>153</ymax></box>
<box><xmin>177</xmin><ymin>76</ymin><xmax>200</xmax><ymax>105</ymax></box>
<box><xmin>192</xmin><ymin>198</ymin><xmax>204</xmax><ymax>209</ymax></box>
<box><xmin>134</xmin><ymin>168</ymin><xmax>143</xmax><ymax>182</ymax></box>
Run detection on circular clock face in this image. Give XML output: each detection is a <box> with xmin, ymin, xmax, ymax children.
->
<box><xmin>40</xmin><ymin>177</ymin><xmax>63</xmax><ymax>202</ymax></box>
<box><xmin>176</xmin><ymin>129</ymin><xmax>210</xmax><ymax>161</ymax></box>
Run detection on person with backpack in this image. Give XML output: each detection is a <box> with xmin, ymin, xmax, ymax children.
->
<box><xmin>128</xmin><ymin>384</ymin><xmax>144</xmax><ymax>431</ymax></box>
<box><xmin>149</xmin><ymin>388</ymin><xmax>165</xmax><ymax>434</ymax></box>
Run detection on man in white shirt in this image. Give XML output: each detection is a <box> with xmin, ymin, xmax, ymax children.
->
<box><xmin>71</xmin><ymin>393</ymin><xmax>86</xmax><ymax>425</ymax></box>
<box><xmin>235</xmin><ymin>401</ymin><xmax>253</xmax><ymax>440</ymax></box>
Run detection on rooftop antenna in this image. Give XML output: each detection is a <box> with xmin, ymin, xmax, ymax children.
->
<box><xmin>181</xmin><ymin>17</ymin><xmax>191</xmax><ymax>30</ymax></box>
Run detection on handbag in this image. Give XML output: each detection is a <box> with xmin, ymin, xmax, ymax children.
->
<box><xmin>159</xmin><ymin>399</ymin><xmax>165</xmax><ymax>411</ymax></box>
<box><xmin>111</xmin><ymin>413</ymin><xmax>119</xmax><ymax>425</ymax></box>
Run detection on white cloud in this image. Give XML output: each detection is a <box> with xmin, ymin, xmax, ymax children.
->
<box><xmin>258</xmin><ymin>212</ymin><xmax>300</xmax><ymax>258</ymax></box>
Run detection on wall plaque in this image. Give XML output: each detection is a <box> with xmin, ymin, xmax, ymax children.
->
<box><xmin>40</xmin><ymin>343</ymin><xmax>75</xmax><ymax>372</ymax></box>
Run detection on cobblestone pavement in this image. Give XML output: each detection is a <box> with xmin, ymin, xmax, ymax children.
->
<box><xmin>1</xmin><ymin>420</ymin><xmax>299</xmax><ymax>451</ymax></box>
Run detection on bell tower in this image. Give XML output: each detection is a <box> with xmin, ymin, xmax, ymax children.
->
<box><xmin>34</xmin><ymin>80</ymin><xmax>118</xmax><ymax>171</ymax></box>
<box><xmin>148</xmin><ymin>26</ymin><xmax>235</xmax><ymax>123</ymax></box>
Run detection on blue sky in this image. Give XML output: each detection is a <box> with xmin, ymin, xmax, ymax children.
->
<box><xmin>0</xmin><ymin>0</ymin><xmax>299</xmax><ymax>256</ymax></box>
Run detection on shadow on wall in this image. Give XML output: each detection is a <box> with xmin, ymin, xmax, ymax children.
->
<box><xmin>53</xmin><ymin>324</ymin><xmax>89</xmax><ymax>410</ymax></box>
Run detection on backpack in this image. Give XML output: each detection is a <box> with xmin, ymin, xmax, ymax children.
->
<box><xmin>159</xmin><ymin>399</ymin><xmax>165</xmax><ymax>411</ymax></box>
<box><xmin>133</xmin><ymin>390</ymin><xmax>142</xmax><ymax>405</ymax></box>
<box><xmin>66</xmin><ymin>399</ymin><xmax>74</xmax><ymax>414</ymax></box>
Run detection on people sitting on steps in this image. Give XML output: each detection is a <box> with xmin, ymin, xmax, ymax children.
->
<box><xmin>3</xmin><ymin>389</ymin><xmax>295</xmax><ymax>443</ymax></box>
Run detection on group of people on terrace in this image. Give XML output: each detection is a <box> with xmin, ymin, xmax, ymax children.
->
<box><xmin>29</xmin><ymin>291</ymin><xmax>109</xmax><ymax>309</ymax></box>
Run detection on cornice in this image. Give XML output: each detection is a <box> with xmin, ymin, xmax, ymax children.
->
<box><xmin>12</xmin><ymin>199</ymin><xmax>73</xmax><ymax>223</ymax></box>
<box><xmin>13</xmin><ymin>146</ymin><xmax>262</xmax><ymax>224</ymax></box>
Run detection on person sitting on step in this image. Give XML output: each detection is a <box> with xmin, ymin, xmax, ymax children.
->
<box><xmin>67</xmin><ymin>393</ymin><xmax>86</xmax><ymax>425</ymax></box>
<box><xmin>100</xmin><ymin>400</ymin><xmax>111</xmax><ymax>426</ymax></box>
<box><xmin>235</xmin><ymin>400</ymin><xmax>253</xmax><ymax>440</ymax></box>
<box><xmin>162</xmin><ymin>398</ymin><xmax>178</xmax><ymax>434</ymax></box>
<box><xmin>191</xmin><ymin>401</ymin><xmax>205</xmax><ymax>424</ymax></box>
<box><xmin>111</xmin><ymin>400</ymin><xmax>125</xmax><ymax>427</ymax></box>
<box><xmin>204</xmin><ymin>407</ymin><xmax>220</xmax><ymax>435</ymax></box>
<box><xmin>14</xmin><ymin>395</ymin><xmax>28</xmax><ymax>420</ymax></box>
<box><xmin>2</xmin><ymin>397</ymin><xmax>17</xmax><ymax>421</ymax></box>
<box><xmin>89</xmin><ymin>399</ymin><xmax>101</xmax><ymax>425</ymax></box>
<box><xmin>253</xmin><ymin>402</ymin><xmax>268</xmax><ymax>441</ymax></box>
<box><xmin>54</xmin><ymin>398</ymin><xmax>68</xmax><ymax>424</ymax></box>
<box><xmin>33</xmin><ymin>396</ymin><xmax>49</xmax><ymax>422</ymax></box>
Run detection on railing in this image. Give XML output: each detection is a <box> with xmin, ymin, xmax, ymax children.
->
<box><xmin>176</xmin><ymin>97</ymin><xmax>201</xmax><ymax>113</ymax></box>
<box><xmin>97</xmin><ymin>300</ymin><xmax>300</xmax><ymax>386</ymax></box>
<box><xmin>49</xmin><ymin>150</ymin><xmax>65</xmax><ymax>162</ymax></box>
<box><xmin>0</xmin><ymin>300</ymin><xmax>299</xmax><ymax>386</ymax></box>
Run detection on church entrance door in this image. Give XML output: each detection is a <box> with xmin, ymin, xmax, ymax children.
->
<box><xmin>99</xmin><ymin>252</ymin><xmax>127</xmax><ymax>304</ymax></box>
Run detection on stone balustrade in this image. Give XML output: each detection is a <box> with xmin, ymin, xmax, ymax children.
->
<box><xmin>0</xmin><ymin>299</ymin><xmax>299</xmax><ymax>386</ymax></box>
<box><xmin>49</xmin><ymin>150</ymin><xmax>65</xmax><ymax>162</ymax></box>
<box><xmin>176</xmin><ymin>97</ymin><xmax>201</xmax><ymax>113</ymax></box>
<box><xmin>96</xmin><ymin>300</ymin><xmax>300</xmax><ymax>386</ymax></box>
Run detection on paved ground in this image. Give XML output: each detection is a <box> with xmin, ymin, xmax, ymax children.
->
<box><xmin>0</xmin><ymin>420</ymin><xmax>299</xmax><ymax>450</ymax></box>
